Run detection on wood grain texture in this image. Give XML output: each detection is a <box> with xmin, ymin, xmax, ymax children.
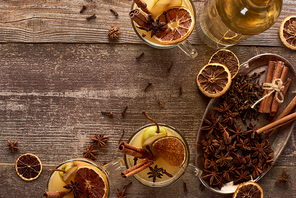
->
<box><xmin>0</xmin><ymin>43</ymin><xmax>295</xmax><ymax>197</ymax></box>
<box><xmin>0</xmin><ymin>0</ymin><xmax>295</xmax><ymax>46</ymax></box>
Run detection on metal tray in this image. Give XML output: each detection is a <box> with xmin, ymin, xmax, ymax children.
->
<box><xmin>195</xmin><ymin>54</ymin><xmax>296</xmax><ymax>194</ymax></box>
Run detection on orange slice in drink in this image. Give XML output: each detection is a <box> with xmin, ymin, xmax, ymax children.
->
<box><xmin>15</xmin><ymin>153</ymin><xmax>42</xmax><ymax>181</ymax></box>
<box><xmin>154</xmin><ymin>6</ymin><xmax>195</xmax><ymax>45</ymax></box>
<box><xmin>196</xmin><ymin>63</ymin><xmax>232</xmax><ymax>98</ymax></box>
<box><xmin>152</xmin><ymin>136</ymin><xmax>186</xmax><ymax>167</ymax></box>
<box><xmin>75</xmin><ymin>166</ymin><xmax>109</xmax><ymax>198</ymax></box>
<box><xmin>279</xmin><ymin>15</ymin><xmax>296</xmax><ymax>50</ymax></box>
<box><xmin>233</xmin><ymin>181</ymin><xmax>264</xmax><ymax>198</ymax></box>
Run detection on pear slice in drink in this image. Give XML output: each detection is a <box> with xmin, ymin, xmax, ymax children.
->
<box><xmin>148</xmin><ymin>0</ymin><xmax>182</xmax><ymax>18</ymax></box>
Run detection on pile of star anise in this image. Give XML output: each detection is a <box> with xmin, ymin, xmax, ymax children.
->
<box><xmin>199</xmin><ymin>72</ymin><xmax>274</xmax><ymax>189</ymax></box>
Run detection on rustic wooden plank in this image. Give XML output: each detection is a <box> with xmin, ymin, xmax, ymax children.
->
<box><xmin>0</xmin><ymin>0</ymin><xmax>295</xmax><ymax>46</ymax></box>
<box><xmin>0</xmin><ymin>43</ymin><xmax>295</xmax><ymax>197</ymax></box>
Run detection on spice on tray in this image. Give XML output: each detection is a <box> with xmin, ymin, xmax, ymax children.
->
<box><xmin>7</xmin><ymin>140</ymin><xmax>19</xmax><ymax>153</ymax></box>
<box><xmin>86</xmin><ymin>14</ymin><xmax>96</xmax><ymax>20</ymax></box>
<box><xmin>83</xmin><ymin>144</ymin><xmax>98</xmax><ymax>159</ymax></box>
<box><xmin>198</xmin><ymin>72</ymin><xmax>275</xmax><ymax>189</ymax></box>
<box><xmin>108</xmin><ymin>25</ymin><xmax>121</xmax><ymax>40</ymax></box>
<box><xmin>275</xmin><ymin>169</ymin><xmax>293</xmax><ymax>189</ymax></box>
<box><xmin>90</xmin><ymin>134</ymin><xmax>109</xmax><ymax>147</ymax></box>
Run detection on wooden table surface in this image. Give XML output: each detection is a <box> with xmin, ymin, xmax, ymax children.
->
<box><xmin>0</xmin><ymin>0</ymin><xmax>295</xmax><ymax>197</ymax></box>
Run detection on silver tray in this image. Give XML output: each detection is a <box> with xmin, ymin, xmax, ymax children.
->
<box><xmin>195</xmin><ymin>53</ymin><xmax>296</xmax><ymax>194</ymax></box>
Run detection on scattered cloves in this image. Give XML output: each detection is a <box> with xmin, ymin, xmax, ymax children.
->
<box><xmin>121</xmin><ymin>106</ymin><xmax>128</xmax><ymax>117</ymax></box>
<box><xmin>101</xmin><ymin>111</ymin><xmax>113</xmax><ymax>117</ymax></box>
<box><xmin>144</xmin><ymin>81</ymin><xmax>152</xmax><ymax>92</ymax></box>
<box><xmin>179</xmin><ymin>86</ymin><xmax>183</xmax><ymax>96</ymax></box>
<box><xmin>80</xmin><ymin>5</ymin><xmax>87</xmax><ymax>13</ymax></box>
<box><xmin>86</xmin><ymin>14</ymin><xmax>96</xmax><ymax>20</ymax></box>
<box><xmin>136</xmin><ymin>52</ymin><xmax>145</xmax><ymax>61</ymax></box>
<box><xmin>118</xmin><ymin>129</ymin><xmax>125</xmax><ymax>144</ymax></box>
<box><xmin>110</xmin><ymin>8</ymin><xmax>119</xmax><ymax>16</ymax></box>
<box><xmin>183</xmin><ymin>182</ymin><xmax>188</xmax><ymax>194</ymax></box>
<box><xmin>167</xmin><ymin>62</ymin><xmax>173</xmax><ymax>72</ymax></box>
<box><xmin>157</xmin><ymin>101</ymin><xmax>164</xmax><ymax>108</ymax></box>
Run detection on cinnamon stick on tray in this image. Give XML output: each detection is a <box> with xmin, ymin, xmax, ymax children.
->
<box><xmin>121</xmin><ymin>159</ymin><xmax>154</xmax><ymax>178</ymax></box>
<box><xmin>118</xmin><ymin>142</ymin><xmax>151</xmax><ymax>159</ymax></box>
<box><xmin>259</xmin><ymin>61</ymin><xmax>275</xmax><ymax>113</ymax></box>
<box><xmin>270</xmin><ymin>66</ymin><xmax>290</xmax><ymax>116</ymax></box>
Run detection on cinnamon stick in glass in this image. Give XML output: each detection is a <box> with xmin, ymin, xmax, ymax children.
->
<box><xmin>262</xmin><ymin>61</ymin><xmax>284</xmax><ymax>113</ymax></box>
<box><xmin>118</xmin><ymin>142</ymin><xmax>150</xmax><ymax>159</ymax></box>
<box><xmin>129</xmin><ymin>9</ymin><xmax>150</xmax><ymax>28</ymax></box>
<box><xmin>259</xmin><ymin>61</ymin><xmax>275</xmax><ymax>113</ymax></box>
<box><xmin>121</xmin><ymin>159</ymin><xmax>153</xmax><ymax>178</ymax></box>
<box><xmin>133</xmin><ymin>0</ymin><xmax>151</xmax><ymax>15</ymax></box>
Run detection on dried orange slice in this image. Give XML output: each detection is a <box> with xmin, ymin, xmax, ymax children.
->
<box><xmin>152</xmin><ymin>136</ymin><xmax>186</xmax><ymax>167</ymax></box>
<box><xmin>209</xmin><ymin>49</ymin><xmax>240</xmax><ymax>78</ymax></box>
<box><xmin>154</xmin><ymin>6</ymin><xmax>195</xmax><ymax>45</ymax></box>
<box><xmin>196</xmin><ymin>63</ymin><xmax>232</xmax><ymax>98</ymax></box>
<box><xmin>279</xmin><ymin>15</ymin><xmax>296</xmax><ymax>50</ymax></box>
<box><xmin>15</xmin><ymin>153</ymin><xmax>42</xmax><ymax>181</ymax></box>
<box><xmin>233</xmin><ymin>181</ymin><xmax>264</xmax><ymax>198</ymax></box>
<box><xmin>75</xmin><ymin>166</ymin><xmax>109</xmax><ymax>198</ymax></box>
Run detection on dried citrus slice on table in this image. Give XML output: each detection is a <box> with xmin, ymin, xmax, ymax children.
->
<box><xmin>75</xmin><ymin>166</ymin><xmax>109</xmax><ymax>198</ymax></box>
<box><xmin>233</xmin><ymin>181</ymin><xmax>264</xmax><ymax>198</ymax></box>
<box><xmin>279</xmin><ymin>15</ymin><xmax>296</xmax><ymax>50</ymax></box>
<box><xmin>154</xmin><ymin>6</ymin><xmax>195</xmax><ymax>45</ymax></box>
<box><xmin>209</xmin><ymin>49</ymin><xmax>240</xmax><ymax>78</ymax></box>
<box><xmin>15</xmin><ymin>153</ymin><xmax>42</xmax><ymax>181</ymax></box>
<box><xmin>196</xmin><ymin>63</ymin><xmax>232</xmax><ymax>98</ymax></box>
<box><xmin>152</xmin><ymin>136</ymin><xmax>186</xmax><ymax>167</ymax></box>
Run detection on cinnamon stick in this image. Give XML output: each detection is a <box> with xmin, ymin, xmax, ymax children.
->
<box><xmin>133</xmin><ymin>0</ymin><xmax>151</xmax><ymax>15</ymax></box>
<box><xmin>121</xmin><ymin>159</ymin><xmax>153</xmax><ymax>178</ymax></box>
<box><xmin>270</xmin><ymin>66</ymin><xmax>289</xmax><ymax>115</ymax></box>
<box><xmin>118</xmin><ymin>142</ymin><xmax>150</xmax><ymax>159</ymax></box>
<box><xmin>257</xmin><ymin>112</ymin><xmax>296</xmax><ymax>134</ymax></box>
<box><xmin>129</xmin><ymin>9</ymin><xmax>150</xmax><ymax>28</ymax></box>
<box><xmin>262</xmin><ymin>61</ymin><xmax>284</xmax><ymax>113</ymax></box>
<box><xmin>266</xmin><ymin>94</ymin><xmax>296</xmax><ymax>135</ymax></box>
<box><xmin>259</xmin><ymin>61</ymin><xmax>275</xmax><ymax>113</ymax></box>
<box><xmin>270</xmin><ymin>77</ymin><xmax>292</xmax><ymax>117</ymax></box>
<box><xmin>43</xmin><ymin>191</ymin><xmax>68</xmax><ymax>198</ymax></box>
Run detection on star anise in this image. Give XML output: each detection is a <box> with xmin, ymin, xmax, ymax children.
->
<box><xmin>83</xmin><ymin>144</ymin><xmax>98</xmax><ymax>159</ymax></box>
<box><xmin>251</xmin><ymin>159</ymin><xmax>263</xmax><ymax>179</ymax></box>
<box><xmin>233</xmin><ymin>169</ymin><xmax>251</xmax><ymax>185</ymax></box>
<box><xmin>117</xmin><ymin>181</ymin><xmax>132</xmax><ymax>198</ymax></box>
<box><xmin>147</xmin><ymin>165</ymin><xmax>163</xmax><ymax>183</ymax></box>
<box><xmin>237</xmin><ymin>138</ymin><xmax>251</xmax><ymax>151</ymax></box>
<box><xmin>198</xmin><ymin>138</ymin><xmax>215</xmax><ymax>155</ymax></box>
<box><xmin>7</xmin><ymin>140</ymin><xmax>19</xmax><ymax>153</ymax></box>
<box><xmin>90</xmin><ymin>134</ymin><xmax>109</xmax><ymax>147</ymax></box>
<box><xmin>63</xmin><ymin>181</ymin><xmax>83</xmax><ymax>198</ymax></box>
<box><xmin>275</xmin><ymin>169</ymin><xmax>293</xmax><ymax>190</ymax></box>
<box><xmin>201</xmin><ymin>112</ymin><xmax>221</xmax><ymax>139</ymax></box>
<box><xmin>218</xmin><ymin>123</ymin><xmax>230</xmax><ymax>142</ymax></box>
<box><xmin>213</xmin><ymin>101</ymin><xmax>230</xmax><ymax>114</ymax></box>
<box><xmin>137</xmin><ymin>11</ymin><xmax>168</xmax><ymax>38</ymax></box>
<box><xmin>246</xmin><ymin>122</ymin><xmax>258</xmax><ymax>139</ymax></box>
<box><xmin>215</xmin><ymin>152</ymin><xmax>233</xmax><ymax>167</ymax></box>
<box><xmin>229</xmin><ymin>124</ymin><xmax>246</xmax><ymax>141</ymax></box>
<box><xmin>204</xmin><ymin>158</ymin><xmax>217</xmax><ymax>170</ymax></box>
<box><xmin>202</xmin><ymin>169</ymin><xmax>221</xmax><ymax>186</ymax></box>
<box><xmin>221</xmin><ymin>111</ymin><xmax>238</xmax><ymax>126</ymax></box>
<box><xmin>252</xmin><ymin>142</ymin><xmax>272</xmax><ymax>160</ymax></box>
<box><xmin>108</xmin><ymin>25</ymin><xmax>121</xmax><ymax>40</ymax></box>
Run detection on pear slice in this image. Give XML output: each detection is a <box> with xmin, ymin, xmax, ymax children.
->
<box><xmin>63</xmin><ymin>165</ymin><xmax>79</xmax><ymax>183</ymax></box>
<box><xmin>142</xmin><ymin>134</ymin><xmax>166</xmax><ymax>154</ymax></box>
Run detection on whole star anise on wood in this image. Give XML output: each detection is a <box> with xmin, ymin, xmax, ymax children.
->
<box><xmin>275</xmin><ymin>169</ymin><xmax>293</xmax><ymax>190</ymax></box>
<box><xmin>117</xmin><ymin>181</ymin><xmax>132</xmax><ymax>198</ymax></box>
<box><xmin>108</xmin><ymin>25</ymin><xmax>121</xmax><ymax>40</ymax></box>
<box><xmin>90</xmin><ymin>134</ymin><xmax>109</xmax><ymax>147</ymax></box>
<box><xmin>63</xmin><ymin>181</ymin><xmax>83</xmax><ymax>198</ymax></box>
<box><xmin>83</xmin><ymin>144</ymin><xmax>98</xmax><ymax>159</ymax></box>
<box><xmin>7</xmin><ymin>140</ymin><xmax>19</xmax><ymax>153</ymax></box>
